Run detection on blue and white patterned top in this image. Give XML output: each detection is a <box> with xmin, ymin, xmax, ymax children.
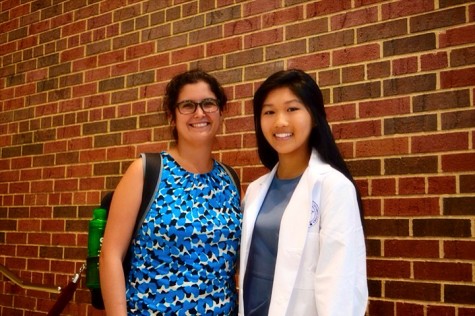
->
<box><xmin>126</xmin><ymin>152</ymin><xmax>241</xmax><ymax>315</ymax></box>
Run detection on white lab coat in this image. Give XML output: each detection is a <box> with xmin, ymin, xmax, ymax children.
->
<box><xmin>239</xmin><ymin>150</ymin><xmax>368</xmax><ymax>316</ymax></box>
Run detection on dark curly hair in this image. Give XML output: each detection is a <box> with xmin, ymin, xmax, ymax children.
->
<box><xmin>163</xmin><ymin>69</ymin><xmax>227</xmax><ymax>141</ymax></box>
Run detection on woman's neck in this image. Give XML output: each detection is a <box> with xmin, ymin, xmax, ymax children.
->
<box><xmin>168</xmin><ymin>143</ymin><xmax>214</xmax><ymax>174</ymax></box>
<box><xmin>276</xmin><ymin>151</ymin><xmax>311</xmax><ymax>179</ymax></box>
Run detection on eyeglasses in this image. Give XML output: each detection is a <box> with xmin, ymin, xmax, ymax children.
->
<box><xmin>176</xmin><ymin>98</ymin><xmax>220</xmax><ymax>114</ymax></box>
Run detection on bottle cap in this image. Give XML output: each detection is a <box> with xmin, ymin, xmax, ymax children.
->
<box><xmin>92</xmin><ymin>208</ymin><xmax>107</xmax><ymax>220</ymax></box>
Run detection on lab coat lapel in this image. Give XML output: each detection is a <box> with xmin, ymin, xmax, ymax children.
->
<box><xmin>268</xmin><ymin>166</ymin><xmax>313</xmax><ymax>315</ymax></box>
<box><xmin>239</xmin><ymin>166</ymin><xmax>277</xmax><ymax>309</ymax></box>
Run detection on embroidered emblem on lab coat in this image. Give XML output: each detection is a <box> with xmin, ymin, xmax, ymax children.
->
<box><xmin>309</xmin><ymin>201</ymin><xmax>319</xmax><ymax>227</ymax></box>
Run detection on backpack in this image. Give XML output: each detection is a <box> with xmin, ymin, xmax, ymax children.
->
<box><xmin>87</xmin><ymin>152</ymin><xmax>240</xmax><ymax>310</ymax></box>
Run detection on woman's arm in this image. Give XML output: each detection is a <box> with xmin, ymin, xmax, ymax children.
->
<box><xmin>314</xmin><ymin>174</ymin><xmax>368</xmax><ymax>316</ymax></box>
<box><xmin>99</xmin><ymin>158</ymin><xmax>144</xmax><ymax>315</ymax></box>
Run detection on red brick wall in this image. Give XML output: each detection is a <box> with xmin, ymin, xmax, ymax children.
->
<box><xmin>1</xmin><ymin>0</ymin><xmax>474</xmax><ymax>315</ymax></box>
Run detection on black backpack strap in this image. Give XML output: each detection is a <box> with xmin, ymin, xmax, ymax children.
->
<box><xmin>218</xmin><ymin>162</ymin><xmax>241</xmax><ymax>199</ymax></box>
<box><xmin>123</xmin><ymin>153</ymin><xmax>162</xmax><ymax>277</ymax></box>
<box><xmin>133</xmin><ymin>152</ymin><xmax>163</xmax><ymax>234</ymax></box>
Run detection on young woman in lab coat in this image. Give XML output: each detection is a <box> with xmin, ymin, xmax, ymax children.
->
<box><xmin>239</xmin><ymin>69</ymin><xmax>368</xmax><ymax>316</ymax></box>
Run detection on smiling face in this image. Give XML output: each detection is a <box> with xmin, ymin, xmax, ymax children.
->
<box><xmin>174</xmin><ymin>81</ymin><xmax>222</xmax><ymax>146</ymax></box>
<box><xmin>260</xmin><ymin>87</ymin><xmax>313</xmax><ymax>162</ymax></box>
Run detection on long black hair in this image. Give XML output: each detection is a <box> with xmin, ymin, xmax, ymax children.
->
<box><xmin>253</xmin><ymin>69</ymin><xmax>364</xmax><ymax>225</ymax></box>
<box><xmin>163</xmin><ymin>69</ymin><xmax>227</xmax><ymax>141</ymax></box>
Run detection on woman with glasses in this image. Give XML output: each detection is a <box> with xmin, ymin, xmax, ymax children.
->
<box><xmin>100</xmin><ymin>69</ymin><xmax>242</xmax><ymax>315</ymax></box>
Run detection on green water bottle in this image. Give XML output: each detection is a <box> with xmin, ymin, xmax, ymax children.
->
<box><xmin>86</xmin><ymin>208</ymin><xmax>107</xmax><ymax>290</ymax></box>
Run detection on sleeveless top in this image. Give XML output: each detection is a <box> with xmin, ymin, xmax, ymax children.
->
<box><xmin>126</xmin><ymin>152</ymin><xmax>242</xmax><ymax>315</ymax></box>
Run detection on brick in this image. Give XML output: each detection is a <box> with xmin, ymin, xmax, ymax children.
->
<box><xmin>399</xmin><ymin>177</ymin><xmax>426</xmax><ymax>195</ymax></box>
<box><xmin>110</xmin><ymin>61</ymin><xmax>138</xmax><ymax>76</ymax></box>
<box><xmin>244</xmin><ymin>28</ymin><xmax>283</xmax><ymax>49</ymax></box>
<box><xmin>365</xmin><ymin>219</ymin><xmax>409</xmax><ymax>237</ymax></box>
<box><xmin>384</xmin><ymin>156</ymin><xmax>438</xmax><ymax>175</ymax></box>
<box><xmin>440</xmin><ymin>24</ymin><xmax>475</xmax><ymax>48</ymax></box>
<box><xmin>445</xmin><ymin>284</ymin><xmax>475</xmax><ymax>304</ymax></box>
<box><xmin>332</xmin><ymin>120</ymin><xmax>381</xmax><ymax>139</ymax></box>
<box><xmin>332</xmin><ymin>7</ymin><xmax>378</xmax><ymax>31</ymax></box>
<box><xmin>99</xmin><ymin>77</ymin><xmax>125</xmax><ymax>92</ymax></box>
<box><xmin>413</xmin><ymin>89</ymin><xmax>470</xmax><ymax>112</ymax></box>
<box><xmin>326</xmin><ymin>103</ymin><xmax>356</xmax><ymax>122</ymax></box>
<box><xmin>385</xmin><ymin>239</ymin><xmax>439</xmax><ymax>258</ymax></box>
<box><xmin>384</xmin><ymin>33</ymin><xmax>436</xmax><ymax>57</ymax></box>
<box><xmin>441</xmin><ymin>67</ymin><xmax>475</xmax><ymax>88</ymax></box>
<box><xmin>442</xmin><ymin>153</ymin><xmax>475</xmax><ymax>172</ymax></box>
<box><xmin>346</xmin><ymin>159</ymin><xmax>381</xmax><ymax>176</ymax></box>
<box><xmin>86</xmin><ymin>39</ymin><xmax>111</xmax><ymax>56</ymax></box>
<box><xmin>381</xmin><ymin>0</ymin><xmax>434</xmax><ymax>20</ymax></box>
<box><xmin>171</xmin><ymin>45</ymin><xmax>205</xmax><ymax>64</ymax></box>
<box><xmin>244</xmin><ymin>61</ymin><xmax>284</xmax><ymax>81</ymax></box>
<box><xmin>93</xmin><ymin>134</ymin><xmax>121</xmax><ymax>148</ymax></box>
<box><xmin>111</xmin><ymin>88</ymin><xmax>138</xmax><ymax>104</ymax></box>
<box><xmin>317</xmin><ymin>68</ymin><xmax>339</xmax><ymax>86</ymax></box>
<box><xmin>428</xmin><ymin>176</ymin><xmax>456</xmax><ymax>194</ymax></box>
<box><xmin>412</xmin><ymin>132</ymin><xmax>468</xmax><ymax>153</ymax></box>
<box><xmin>392</xmin><ymin>56</ymin><xmax>418</xmax><ymax>75</ymax></box>
<box><xmin>450</xmin><ymin>46</ymin><xmax>475</xmax><ymax>67</ymax></box>
<box><xmin>110</xmin><ymin>117</ymin><xmax>137</xmax><ymax>132</ymax></box>
<box><xmin>413</xmin><ymin>218</ymin><xmax>471</xmax><ymax>237</ymax></box>
<box><xmin>286</xmin><ymin>17</ymin><xmax>327</xmax><ymax>40</ymax></box>
<box><xmin>357</xmin><ymin>19</ymin><xmax>407</xmax><ymax>43</ymax></box>
<box><xmin>123</xmin><ymin>130</ymin><xmax>152</xmax><ymax>144</ymax></box>
<box><xmin>258</xmin><ymin>8</ymin><xmax>297</xmax><ymax>30</ymax></box>
<box><xmin>367</xmin><ymin>300</ymin><xmax>394</xmax><ymax>316</ymax></box>
<box><xmin>174</xmin><ymin>15</ymin><xmax>205</xmax><ymax>34</ymax></box>
<box><xmin>206</xmin><ymin>5</ymin><xmax>241</xmax><ymax>25</ymax></box>
<box><xmin>126</xmin><ymin>42</ymin><xmax>154</xmax><ymax>60</ymax></box>
<box><xmin>266</xmin><ymin>39</ymin><xmax>306</xmax><ymax>60</ymax></box>
<box><xmin>39</xmin><ymin>28</ymin><xmax>61</xmax><ymax>44</ymax></box>
<box><xmin>127</xmin><ymin>70</ymin><xmax>154</xmax><ymax>87</ymax></box>
<box><xmin>190</xmin><ymin>25</ymin><xmax>222</xmax><ymax>45</ymax></box>
<box><xmin>444</xmin><ymin>240</ymin><xmax>475</xmax><ymax>261</ymax></box>
<box><xmin>140</xmin><ymin>53</ymin><xmax>169</xmax><ymax>71</ymax></box>
<box><xmin>360</xmin><ymin>97</ymin><xmax>410</xmax><ymax>118</ymax></box>
<box><xmin>309</xmin><ymin>29</ymin><xmax>354</xmax><ymax>52</ymax></box>
<box><xmin>427</xmin><ymin>305</ymin><xmax>455</xmax><ymax>316</ymax></box>
<box><xmin>333</xmin><ymin>43</ymin><xmax>380</xmax><ymax>66</ymax></box>
<box><xmin>356</xmin><ymin>137</ymin><xmax>408</xmax><ymax>158</ymax></box>
<box><xmin>410</xmin><ymin>7</ymin><xmax>466</xmax><ymax>33</ymax></box>
<box><xmin>421</xmin><ymin>51</ymin><xmax>449</xmax><ymax>71</ymax></box>
<box><xmin>460</xmin><ymin>174</ymin><xmax>475</xmax><ymax>193</ymax></box>
<box><xmin>370</xmin><ymin>178</ymin><xmax>396</xmax><ymax>196</ymax></box>
<box><xmin>384</xmin><ymin>197</ymin><xmax>439</xmax><ymax>216</ymax></box>
<box><xmin>341</xmin><ymin>65</ymin><xmax>364</xmax><ymax>83</ymax></box>
<box><xmin>443</xmin><ymin>196</ymin><xmax>475</xmax><ymax>216</ymax></box>
<box><xmin>306</xmin><ymin>0</ymin><xmax>352</xmax><ymax>17</ymax></box>
<box><xmin>385</xmin><ymin>114</ymin><xmax>437</xmax><ymax>135</ymax></box>
<box><xmin>396</xmin><ymin>302</ymin><xmax>424</xmax><ymax>316</ymax></box>
<box><xmin>224</xmin><ymin>16</ymin><xmax>260</xmax><ymax>37</ymax></box>
<box><xmin>243</xmin><ymin>0</ymin><xmax>281</xmax><ymax>17</ymax></box>
<box><xmin>113</xmin><ymin>32</ymin><xmax>140</xmax><ymax>50</ymax></box>
<box><xmin>334</xmin><ymin>82</ymin><xmax>381</xmax><ymax>103</ymax></box>
<box><xmin>367</xmin><ymin>259</ymin><xmax>410</xmax><ymax>278</ymax></box>
<box><xmin>54</xmin><ymin>151</ymin><xmax>79</xmax><ymax>166</ymax></box>
<box><xmin>414</xmin><ymin>261</ymin><xmax>472</xmax><ymax>282</ymax></box>
<box><xmin>386</xmin><ymin>281</ymin><xmax>440</xmax><ymax>301</ymax></box>
<box><xmin>384</xmin><ymin>74</ymin><xmax>436</xmax><ymax>96</ymax></box>
<box><xmin>8</xmin><ymin>26</ymin><xmax>28</xmax><ymax>41</ymax></box>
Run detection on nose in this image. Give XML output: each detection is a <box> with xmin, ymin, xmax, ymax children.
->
<box><xmin>274</xmin><ymin>111</ymin><xmax>288</xmax><ymax>127</ymax></box>
<box><xmin>193</xmin><ymin>104</ymin><xmax>206</xmax><ymax>117</ymax></box>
